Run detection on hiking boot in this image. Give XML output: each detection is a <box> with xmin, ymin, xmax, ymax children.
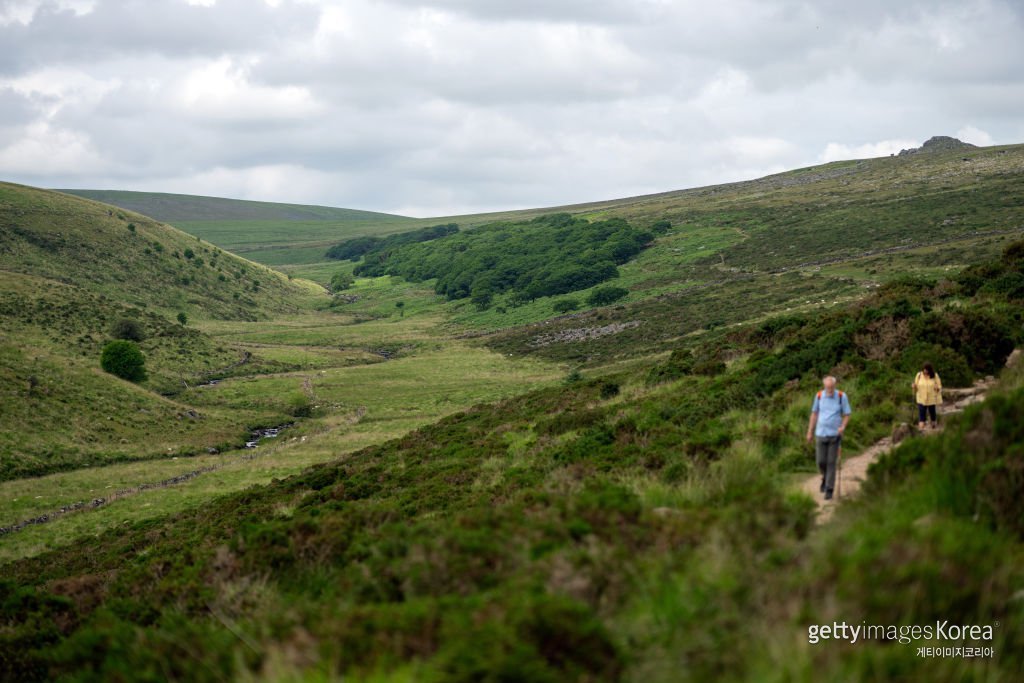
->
<box><xmin>824</xmin><ymin>489</ymin><xmax>834</xmax><ymax>501</ymax></box>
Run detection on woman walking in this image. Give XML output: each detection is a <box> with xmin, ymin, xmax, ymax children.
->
<box><xmin>912</xmin><ymin>362</ymin><xmax>942</xmax><ymax>431</ymax></box>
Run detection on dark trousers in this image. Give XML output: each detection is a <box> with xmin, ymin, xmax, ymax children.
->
<box><xmin>816</xmin><ymin>436</ymin><xmax>841</xmax><ymax>493</ymax></box>
<box><xmin>917</xmin><ymin>403</ymin><xmax>937</xmax><ymax>424</ymax></box>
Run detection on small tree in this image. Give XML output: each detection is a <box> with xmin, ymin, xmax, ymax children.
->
<box><xmin>586</xmin><ymin>286</ymin><xmax>629</xmax><ymax>307</ymax></box>
<box><xmin>471</xmin><ymin>287</ymin><xmax>493</xmax><ymax>311</ymax></box>
<box><xmin>177</xmin><ymin>312</ymin><xmax>188</xmax><ymax>326</ymax></box>
<box><xmin>330</xmin><ymin>272</ymin><xmax>355</xmax><ymax>292</ymax></box>
<box><xmin>553</xmin><ymin>299</ymin><xmax>579</xmax><ymax>314</ymax></box>
<box><xmin>110</xmin><ymin>318</ymin><xmax>145</xmax><ymax>342</ymax></box>
<box><xmin>395</xmin><ymin>301</ymin><xmax>405</xmax><ymax>317</ymax></box>
<box><xmin>100</xmin><ymin>340</ymin><xmax>147</xmax><ymax>382</ymax></box>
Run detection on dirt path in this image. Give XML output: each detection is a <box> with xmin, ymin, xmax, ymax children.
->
<box><xmin>799</xmin><ymin>375</ymin><xmax>999</xmax><ymax>523</ymax></box>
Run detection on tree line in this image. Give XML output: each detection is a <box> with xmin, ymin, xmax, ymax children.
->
<box><xmin>351</xmin><ymin>214</ymin><xmax>653</xmax><ymax>309</ymax></box>
<box><xmin>325</xmin><ymin>223</ymin><xmax>459</xmax><ymax>261</ymax></box>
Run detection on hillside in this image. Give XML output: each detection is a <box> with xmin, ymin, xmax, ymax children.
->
<box><xmin>60</xmin><ymin>189</ymin><xmax>417</xmax><ymax>266</ymax></box>
<box><xmin>0</xmin><ymin>183</ymin><xmax>321</xmax><ymax>478</ymax></box>
<box><xmin>58</xmin><ymin>190</ymin><xmax>410</xmax><ymax>224</ymax></box>
<box><xmin>2</xmin><ymin>239</ymin><xmax>1021</xmax><ymax>681</ymax></box>
<box><xmin>1</xmin><ymin>183</ymin><xmax>313</xmax><ymax>320</ymax></box>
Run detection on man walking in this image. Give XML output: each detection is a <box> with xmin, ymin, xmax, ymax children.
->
<box><xmin>806</xmin><ymin>376</ymin><xmax>852</xmax><ymax>501</ymax></box>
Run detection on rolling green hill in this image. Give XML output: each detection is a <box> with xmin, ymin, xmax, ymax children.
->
<box><xmin>59</xmin><ymin>189</ymin><xmax>417</xmax><ymax>266</ymax></box>
<box><xmin>2</xmin><ymin>183</ymin><xmax>314</xmax><ymax>320</ymax></box>
<box><xmin>0</xmin><ymin>183</ymin><xmax>321</xmax><ymax>478</ymax></box>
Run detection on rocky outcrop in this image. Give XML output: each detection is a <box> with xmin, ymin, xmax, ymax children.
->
<box><xmin>898</xmin><ymin>136</ymin><xmax>978</xmax><ymax>157</ymax></box>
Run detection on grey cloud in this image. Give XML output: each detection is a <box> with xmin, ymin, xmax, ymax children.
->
<box><xmin>1</xmin><ymin>0</ymin><xmax>1022</xmax><ymax>215</ymax></box>
<box><xmin>0</xmin><ymin>86</ymin><xmax>38</xmax><ymax>124</ymax></box>
<box><xmin>0</xmin><ymin>0</ymin><xmax>319</xmax><ymax>75</ymax></box>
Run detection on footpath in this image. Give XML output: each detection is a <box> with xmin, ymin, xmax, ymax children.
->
<box><xmin>799</xmin><ymin>351</ymin><xmax>1021</xmax><ymax>523</ymax></box>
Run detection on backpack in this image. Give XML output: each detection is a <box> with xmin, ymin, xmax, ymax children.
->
<box><xmin>817</xmin><ymin>390</ymin><xmax>844</xmax><ymax>400</ymax></box>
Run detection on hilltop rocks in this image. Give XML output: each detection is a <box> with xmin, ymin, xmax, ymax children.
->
<box><xmin>898</xmin><ymin>136</ymin><xmax>977</xmax><ymax>157</ymax></box>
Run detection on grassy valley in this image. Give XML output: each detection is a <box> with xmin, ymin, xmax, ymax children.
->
<box><xmin>2</xmin><ymin>139</ymin><xmax>1023</xmax><ymax>681</ymax></box>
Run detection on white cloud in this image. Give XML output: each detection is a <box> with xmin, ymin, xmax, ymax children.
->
<box><xmin>0</xmin><ymin>121</ymin><xmax>107</xmax><ymax>174</ymax></box>
<box><xmin>819</xmin><ymin>138</ymin><xmax>920</xmax><ymax>162</ymax></box>
<box><xmin>175</xmin><ymin>58</ymin><xmax>322</xmax><ymax>122</ymax></box>
<box><xmin>955</xmin><ymin>124</ymin><xmax>994</xmax><ymax>147</ymax></box>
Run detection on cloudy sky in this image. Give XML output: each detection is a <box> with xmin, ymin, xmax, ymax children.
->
<box><xmin>1</xmin><ymin>0</ymin><xmax>1022</xmax><ymax>216</ymax></box>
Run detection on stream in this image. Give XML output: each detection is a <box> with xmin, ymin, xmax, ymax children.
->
<box><xmin>0</xmin><ymin>423</ymin><xmax>294</xmax><ymax>537</ymax></box>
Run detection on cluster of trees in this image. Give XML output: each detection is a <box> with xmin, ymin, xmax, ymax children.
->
<box><xmin>353</xmin><ymin>214</ymin><xmax>652</xmax><ymax>308</ymax></box>
<box><xmin>325</xmin><ymin>223</ymin><xmax>459</xmax><ymax>261</ymax></box>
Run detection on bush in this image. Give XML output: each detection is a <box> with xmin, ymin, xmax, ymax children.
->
<box><xmin>471</xmin><ymin>287</ymin><xmax>493</xmax><ymax>310</ymax></box>
<box><xmin>599</xmin><ymin>380</ymin><xmax>620</xmax><ymax>399</ymax></box>
<box><xmin>586</xmin><ymin>286</ymin><xmax>628</xmax><ymax>307</ymax></box>
<box><xmin>329</xmin><ymin>272</ymin><xmax>355</xmax><ymax>292</ymax></box>
<box><xmin>552</xmin><ymin>299</ymin><xmax>579</xmax><ymax>314</ymax></box>
<box><xmin>177</xmin><ymin>312</ymin><xmax>188</xmax><ymax>326</ymax></box>
<box><xmin>100</xmin><ymin>340</ymin><xmax>147</xmax><ymax>382</ymax></box>
<box><xmin>911</xmin><ymin>309</ymin><xmax>1015</xmax><ymax>374</ymax></box>
<box><xmin>288</xmin><ymin>393</ymin><xmax>313</xmax><ymax>418</ymax></box>
<box><xmin>646</xmin><ymin>350</ymin><xmax>691</xmax><ymax>385</ymax></box>
<box><xmin>183</xmin><ymin>248</ymin><xmax>195</xmax><ymax>260</ymax></box>
<box><xmin>109</xmin><ymin>318</ymin><xmax>145</xmax><ymax>342</ymax></box>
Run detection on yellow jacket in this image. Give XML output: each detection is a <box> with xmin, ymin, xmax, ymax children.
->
<box><xmin>914</xmin><ymin>372</ymin><xmax>943</xmax><ymax>406</ymax></box>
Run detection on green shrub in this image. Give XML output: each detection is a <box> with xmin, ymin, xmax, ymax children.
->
<box><xmin>598</xmin><ymin>380</ymin><xmax>620</xmax><ymax>399</ymax></box>
<box><xmin>586</xmin><ymin>286</ymin><xmax>628</xmax><ymax>307</ymax></box>
<box><xmin>646</xmin><ymin>348</ymin><xmax>696</xmax><ymax>384</ymax></box>
<box><xmin>552</xmin><ymin>299</ymin><xmax>579</xmax><ymax>314</ymax></box>
<box><xmin>100</xmin><ymin>340</ymin><xmax>147</xmax><ymax>382</ymax></box>
<box><xmin>288</xmin><ymin>393</ymin><xmax>313</xmax><ymax>418</ymax></box>
<box><xmin>941</xmin><ymin>309</ymin><xmax>1014</xmax><ymax>373</ymax></box>
<box><xmin>176</xmin><ymin>312</ymin><xmax>188</xmax><ymax>326</ymax></box>
<box><xmin>329</xmin><ymin>272</ymin><xmax>355</xmax><ymax>292</ymax></box>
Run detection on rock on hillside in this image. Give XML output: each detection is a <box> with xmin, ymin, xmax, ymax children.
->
<box><xmin>898</xmin><ymin>135</ymin><xmax>978</xmax><ymax>156</ymax></box>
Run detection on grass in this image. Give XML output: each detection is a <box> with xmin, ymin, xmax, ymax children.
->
<box><xmin>0</xmin><ymin>330</ymin><xmax>560</xmax><ymax>562</ymax></box>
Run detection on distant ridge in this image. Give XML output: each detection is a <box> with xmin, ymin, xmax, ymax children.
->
<box><xmin>57</xmin><ymin>189</ymin><xmax>409</xmax><ymax>223</ymax></box>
